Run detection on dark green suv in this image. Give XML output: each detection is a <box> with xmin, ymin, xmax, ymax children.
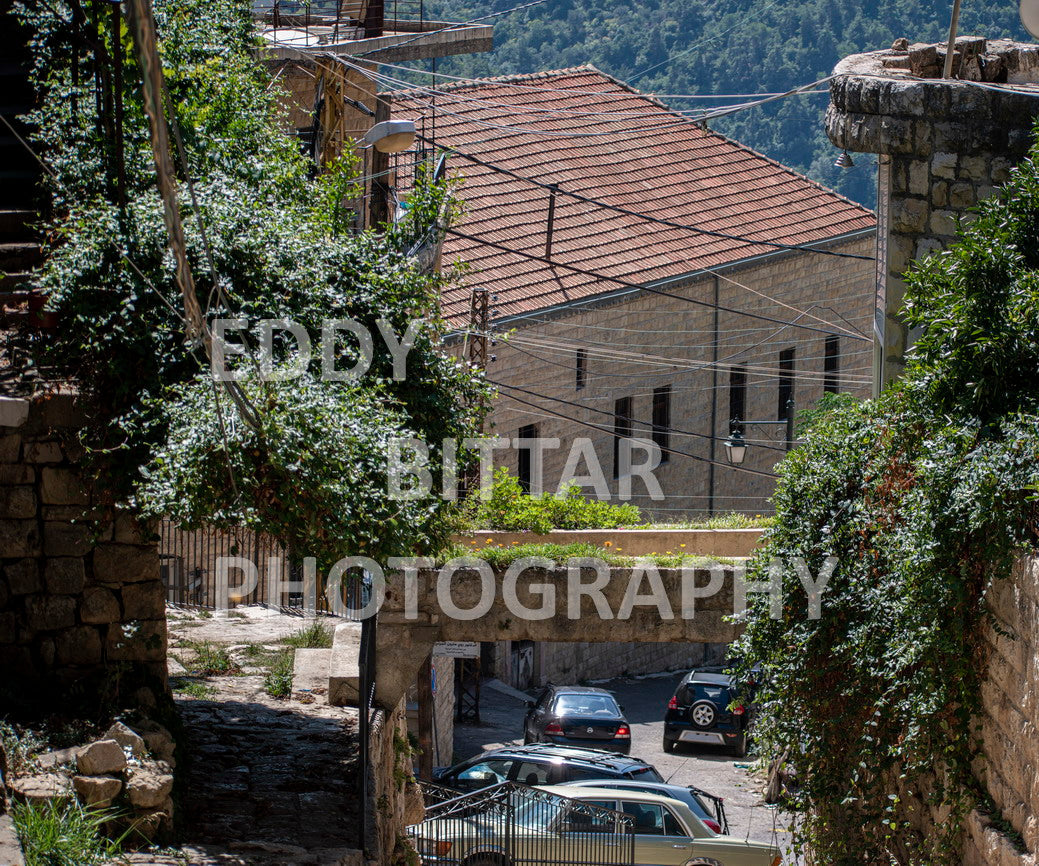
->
<box><xmin>662</xmin><ymin>671</ymin><xmax>751</xmax><ymax>756</ymax></box>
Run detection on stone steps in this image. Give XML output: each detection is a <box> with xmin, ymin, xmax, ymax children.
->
<box><xmin>327</xmin><ymin>622</ymin><xmax>361</xmax><ymax>707</ymax></box>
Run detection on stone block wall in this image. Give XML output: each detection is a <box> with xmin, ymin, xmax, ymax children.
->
<box><xmin>534</xmin><ymin>640</ymin><xmax>722</xmax><ymax>687</ymax></box>
<box><xmin>0</xmin><ymin>393</ymin><xmax>167</xmax><ymax>709</ymax></box>
<box><xmin>962</xmin><ymin>555</ymin><xmax>1039</xmax><ymax>865</ymax></box>
<box><xmin>827</xmin><ymin>37</ymin><xmax>1039</xmax><ymax>386</ymax></box>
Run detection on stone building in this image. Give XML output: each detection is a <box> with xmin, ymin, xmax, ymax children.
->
<box><xmin>390</xmin><ymin>67</ymin><xmax>876</xmax><ymax>688</ymax></box>
<box><xmin>394</xmin><ymin>66</ymin><xmax>877</xmax><ymax>520</ymax></box>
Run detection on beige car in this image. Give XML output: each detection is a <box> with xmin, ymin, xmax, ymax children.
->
<box><xmin>411</xmin><ymin>784</ymin><xmax>781</xmax><ymax>866</ymax></box>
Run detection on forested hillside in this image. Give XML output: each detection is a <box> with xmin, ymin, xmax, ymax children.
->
<box><xmin>424</xmin><ymin>0</ymin><xmax>1028</xmax><ymax>207</ymax></box>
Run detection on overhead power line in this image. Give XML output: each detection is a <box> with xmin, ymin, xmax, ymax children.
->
<box><xmin>495</xmin><ymin>387</ymin><xmax>779</xmax><ymax>479</ymax></box>
<box><xmin>446</xmin><ymin>227</ymin><xmax>869</xmax><ymax>341</ymax></box>
<box><xmin>432</xmin><ymin>142</ymin><xmax>873</xmax><ymax>265</ymax></box>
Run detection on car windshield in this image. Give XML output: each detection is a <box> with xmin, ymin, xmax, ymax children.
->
<box><xmin>511</xmin><ymin>795</ymin><xmax>563</xmax><ymax>830</ymax></box>
<box><xmin>554</xmin><ymin>694</ymin><xmax>621</xmax><ymax>716</ymax></box>
<box><xmin>628</xmin><ymin>766</ymin><xmax>665</xmax><ymax>782</ymax></box>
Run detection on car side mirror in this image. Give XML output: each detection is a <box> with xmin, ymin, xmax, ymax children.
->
<box><xmin>525</xmin><ymin>700</ymin><xmax>535</xmax><ymax>709</ymax></box>
<box><xmin>619</xmin><ymin>705</ymin><xmax>625</xmax><ymax>712</ymax></box>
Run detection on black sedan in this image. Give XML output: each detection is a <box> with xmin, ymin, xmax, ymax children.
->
<box><xmin>523</xmin><ymin>685</ymin><xmax>631</xmax><ymax>754</ymax></box>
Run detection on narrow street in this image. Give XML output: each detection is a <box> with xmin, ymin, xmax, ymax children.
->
<box><xmin>452</xmin><ymin>672</ymin><xmax>797</xmax><ymax>862</ymax></box>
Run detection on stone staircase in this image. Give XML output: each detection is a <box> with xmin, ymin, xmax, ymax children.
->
<box><xmin>0</xmin><ymin>0</ymin><xmax>45</xmax><ymax>345</ymax></box>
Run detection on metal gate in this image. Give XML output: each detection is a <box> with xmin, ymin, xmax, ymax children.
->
<box><xmin>409</xmin><ymin>782</ymin><xmax>636</xmax><ymax>866</ymax></box>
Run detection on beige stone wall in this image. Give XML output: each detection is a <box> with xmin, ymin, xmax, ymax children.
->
<box><xmin>478</xmin><ymin>233</ymin><xmax>875</xmax><ymax>519</ymax></box>
<box><xmin>962</xmin><ymin>555</ymin><xmax>1039</xmax><ymax>865</ymax></box>
<box><xmin>536</xmin><ymin>640</ymin><xmax>723</xmax><ymax>687</ymax></box>
<box><xmin>0</xmin><ymin>393</ymin><xmax>167</xmax><ymax>708</ymax></box>
<box><xmin>405</xmin><ymin>653</ymin><xmax>455</xmax><ymax>767</ymax></box>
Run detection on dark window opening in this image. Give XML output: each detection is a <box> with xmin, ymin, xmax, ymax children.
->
<box><xmin>729</xmin><ymin>365</ymin><xmax>747</xmax><ymax>424</ymax></box>
<box><xmin>613</xmin><ymin>397</ymin><xmax>633</xmax><ymax>479</ymax></box>
<box><xmin>778</xmin><ymin>348</ymin><xmax>795</xmax><ymax>420</ymax></box>
<box><xmin>824</xmin><ymin>336</ymin><xmax>840</xmax><ymax>393</ymax></box>
<box><xmin>576</xmin><ymin>349</ymin><xmax>587</xmax><ymax>391</ymax></box>
<box><xmin>517</xmin><ymin>423</ymin><xmax>538</xmax><ymax>493</ymax></box>
<box><xmin>652</xmin><ymin>386</ymin><xmax>671</xmax><ymax>463</ymax></box>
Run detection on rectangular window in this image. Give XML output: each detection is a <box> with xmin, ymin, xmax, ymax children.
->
<box><xmin>824</xmin><ymin>336</ymin><xmax>840</xmax><ymax>393</ymax></box>
<box><xmin>517</xmin><ymin>423</ymin><xmax>538</xmax><ymax>493</ymax></box>
<box><xmin>778</xmin><ymin>348</ymin><xmax>795</xmax><ymax>420</ymax></box>
<box><xmin>613</xmin><ymin>397</ymin><xmax>633</xmax><ymax>479</ymax></box>
<box><xmin>729</xmin><ymin>365</ymin><xmax>747</xmax><ymax>424</ymax></box>
<box><xmin>652</xmin><ymin>386</ymin><xmax>671</xmax><ymax>463</ymax></box>
<box><xmin>576</xmin><ymin>349</ymin><xmax>587</xmax><ymax>391</ymax></box>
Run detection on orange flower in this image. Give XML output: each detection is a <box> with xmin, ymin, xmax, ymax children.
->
<box><xmin>603</xmin><ymin>541</ymin><xmax>613</xmax><ymax>548</ymax></box>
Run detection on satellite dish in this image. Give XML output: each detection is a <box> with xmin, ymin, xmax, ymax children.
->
<box><xmin>1022</xmin><ymin>0</ymin><xmax>1039</xmax><ymax>39</ymax></box>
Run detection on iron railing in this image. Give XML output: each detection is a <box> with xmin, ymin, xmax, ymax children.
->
<box><xmin>158</xmin><ymin>519</ymin><xmax>366</xmax><ymax>613</ymax></box>
<box><xmin>409</xmin><ymin>782</ymin><xmax>636</xmax><ymax>866</ymax></box>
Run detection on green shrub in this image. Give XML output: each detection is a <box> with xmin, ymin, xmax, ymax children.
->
<box><xmin>732</xmin><ymin>134</ymin><xmax>1039</xmax><ymax>863</ymax></box>
<box><xmin>472</xmin><ymin>468</ymin><xmax>643</xmax><ymax>533</ymax></box>
<box><xmin>264</xmin><ymin>650</ymin><xmax>295</xmax><ymax>699</ymax></box>
<box><xmin>13</xmin><ymin>800</ymin><xmax>124</xmax><ymax>866</ymax></box>
<box><xmin>185</xmin><ymin>641</ymin><xmax>238</xmax><ymax>676</ymax></box>
<box><xmin>281</xmin><ymin>621</ymin><xmax>334</xmax><ymax>649</ymax></box>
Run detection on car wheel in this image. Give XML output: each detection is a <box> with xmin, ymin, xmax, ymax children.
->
<box><xmin>662</xmin><ymin>736</ymin><xmax>676</xmax><ymax>753</ymax></box>
<box><xmin>689</xmin><ymin>700</ymin><xmax>717</xmax><ymax>729</ymax></box>
<box><xmin>729</xmin><ymin>734</ymin><xmax>748</xmax><ymax>757</ymax></box>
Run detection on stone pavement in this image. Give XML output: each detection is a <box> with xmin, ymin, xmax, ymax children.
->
<box><xmin>126</xmin><ymin>608</ymin><xmax>362</xmax><ymax>865</ymax></box>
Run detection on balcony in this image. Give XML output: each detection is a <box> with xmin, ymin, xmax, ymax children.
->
<box><xmin>254</xmin><ymin>0</ymin><xmax>493</xmax><ymax>63</ymax></box>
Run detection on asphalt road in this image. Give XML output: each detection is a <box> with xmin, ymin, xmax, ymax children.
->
<box><xmin>450</xmin><ymin>671</ymin><xmax>797</xmax><ymax>862</ymax></box>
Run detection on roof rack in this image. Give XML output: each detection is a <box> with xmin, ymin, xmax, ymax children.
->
<box><xmin>500</xmin><ymin>744</ymin><xmax>646</xmax><ymax>767</ymax></box>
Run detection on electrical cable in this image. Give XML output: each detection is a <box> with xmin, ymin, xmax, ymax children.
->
<box><xmin>446</xmin><ymin>227</ymin><xmax>870</xmax><ymax>340</ymax></box>
<box><xmin>494</xmin><ymin>388</ymin><xmax>778</xmax><ymax>479</ymax></box>
<box><xmin>432</xmin><ymin>144</ymin><xmax>873</xmax><ymax>265</ymax></box>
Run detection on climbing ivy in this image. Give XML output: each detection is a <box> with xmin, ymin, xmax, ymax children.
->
<box><xmin>17</xmin><ymin>0</ymin><xmax>488</xmax><ymax>566</ymax></box>
<box><xmin>732</xmin><ymin>135</ymin><xmax>1039</xmax><ymax>862</ymax></box>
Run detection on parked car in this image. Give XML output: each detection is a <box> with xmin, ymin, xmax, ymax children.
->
<box><xmin>410</xmin><ymin>784</ymin><xmax>782</xmax><ymax>866</ymax></box>
<box><xmin>559</xmin><ymin>778</ymin><xmax>729</xmax><ymax>835</ymax></box>
<box><xmin>523</xmin><ymin>685</ymin><xmax>631</xmax><ymax>754</ymax></box>
<box><xmin>663</xmin><ymin>670</ymin><xmax>752</xmax><ymax>756</ymax></box>
<box><xmin>431</xmin><ymin>744</ymin><xmax>663</xmax><ymax>792</ymax></box>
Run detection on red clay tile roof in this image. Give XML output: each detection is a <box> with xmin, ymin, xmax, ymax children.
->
<box><xmin>391</xmin><ymin>66</ymin><xmax>875</xmax><ymax>326</ymax></box>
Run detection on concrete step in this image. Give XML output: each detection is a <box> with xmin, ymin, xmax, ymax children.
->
<box><xmin>0</xmin><ymin>273</ymin><xmax>31</xmax><ymax>292</ymax></box>
<box><xmin>293</xmin><ymin>647</ymin><xmax>332</xmax><ymax>701</ymax></box>
<box><xmin>0</xmin><ymin>242</ymin><xmax>40</xmax><ymax>271</ymax></box>
<box><xmin>0</xmin><ymin>209</ymin><xmax>35</xmax><ymax>242</ymax></box>
<box><xmin>327</xmin><ymin>621</ymin><xmax>362</xmax><ymax>707</ymax></box>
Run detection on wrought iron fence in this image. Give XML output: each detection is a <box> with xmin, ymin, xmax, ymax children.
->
<box><xmin>158</xmin><ymin>519</ymin><xmax>366</xmax><ymax>613</ymax></box>
<box><xmin>409</xmin><ymin>782</ymin><xmax>636</xmax><ymax>866</ymax></box>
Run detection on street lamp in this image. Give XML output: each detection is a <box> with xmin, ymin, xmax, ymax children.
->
<box><xmin>723</xmin><ymin>429</ymin><xmax>748</xmax><ymax>466</ymax></box>
<box><xmin>724</xmin><ymin>399</ymin><xmax>796</xmax><ymax>466</ymax></box>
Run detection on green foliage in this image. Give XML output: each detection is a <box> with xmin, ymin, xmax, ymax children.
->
<box><xmin>730</xmin><ymin>140</ymin><xmax>1039</xmax><ymax>861</ymax></box>
<box><xmin>280</xmin><ymin>621</ymin><xmax>334</xmax><ymax>648</ymax></box>
<box><xmin>19</xmin><ymin>0</ymin><xmax>487</xmax><ymax>567</ymax></box>
<box><xmin>427</xmin><ymin>0</ymin><xmax>1027</xmax><ymax>208</ymax></box>
<box><xmin>13</xmin><ymin>800</ymin><xmax>125</xmax><ymax>866</ymax></box>
<box><xmin>0</xmin><ymin>722</ymin><xmax>46</xmax><ymax>775</ymax></box>
<box><xmin>471</xmin><ymin>467</ymin><xmax>643</xmax><ymax>532</ymax></box>
<box><xmin>171</xmin><ymin>679</ymin><xmax>216</xmax><ymax>699</ymax></box>
<box><xmin>441</xmin><ymin>541</ymin><xmax>728</xmax><ymax>569</ymax></box>
<box><xmin>263</xmin><ymin>650</ymin><xmax>295</xmax><ymax>698</ymax></box>
<box><xmin>183</xmin><ymin>641</ymin><xmax>238</xmax><ymax>676</ymax></box>
<box><xmin>647</xmin><ymin>513</ymin><xmax>774</xmax><ymax>529</ymax></box>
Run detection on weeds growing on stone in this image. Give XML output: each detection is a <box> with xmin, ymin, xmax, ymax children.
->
<box><xmin>172</xmin><ymin>679</ymin><xmax>216</xmax><ymax>700</ymax></box>
<box><xmin>281</xmin><ymin>622</ymin><xmax>334</xmax><ymax>649</ymax></box>
<box><xmin>185</xmin><ymin>641</ymin><xmax>239</xmax><ymax>676</ymax></box>
<box><xmin>12</xmin><ymin>799</ymin><xmax>125</xmax><ymax>866</ymax></box>
<box><xmin>0</xmin><ymin>722</ymin><xmax>44</xmax><ymax>774</ymax></box>
<box><xmin>263</xmin><ymin>650</ymin><xmax>295</xmax><ymax>699</ymax></box>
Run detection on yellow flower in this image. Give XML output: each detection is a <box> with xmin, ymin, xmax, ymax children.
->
<box><xmin>470</xmin><ymin>540</ymin><xmax>477</xmax><ymax>545</ymax></box>
<box><xmin>679</xmin><ymin>543</ymin><xmax>686</xmax><ymax>548</ymax></box>
<box><xmin>603</xmin><ymin>541</ymin><xmax>613</xmax><ymax>548</ymax></box>
<box><xmin>512</xmin><ymin>541</ymin><xmax>520</xmax><ymax>545</ymax></box>
<box><xmin>485</xmin><ymin>538</ymin><xmax>493</xmax><ymax>543</ymax></box>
